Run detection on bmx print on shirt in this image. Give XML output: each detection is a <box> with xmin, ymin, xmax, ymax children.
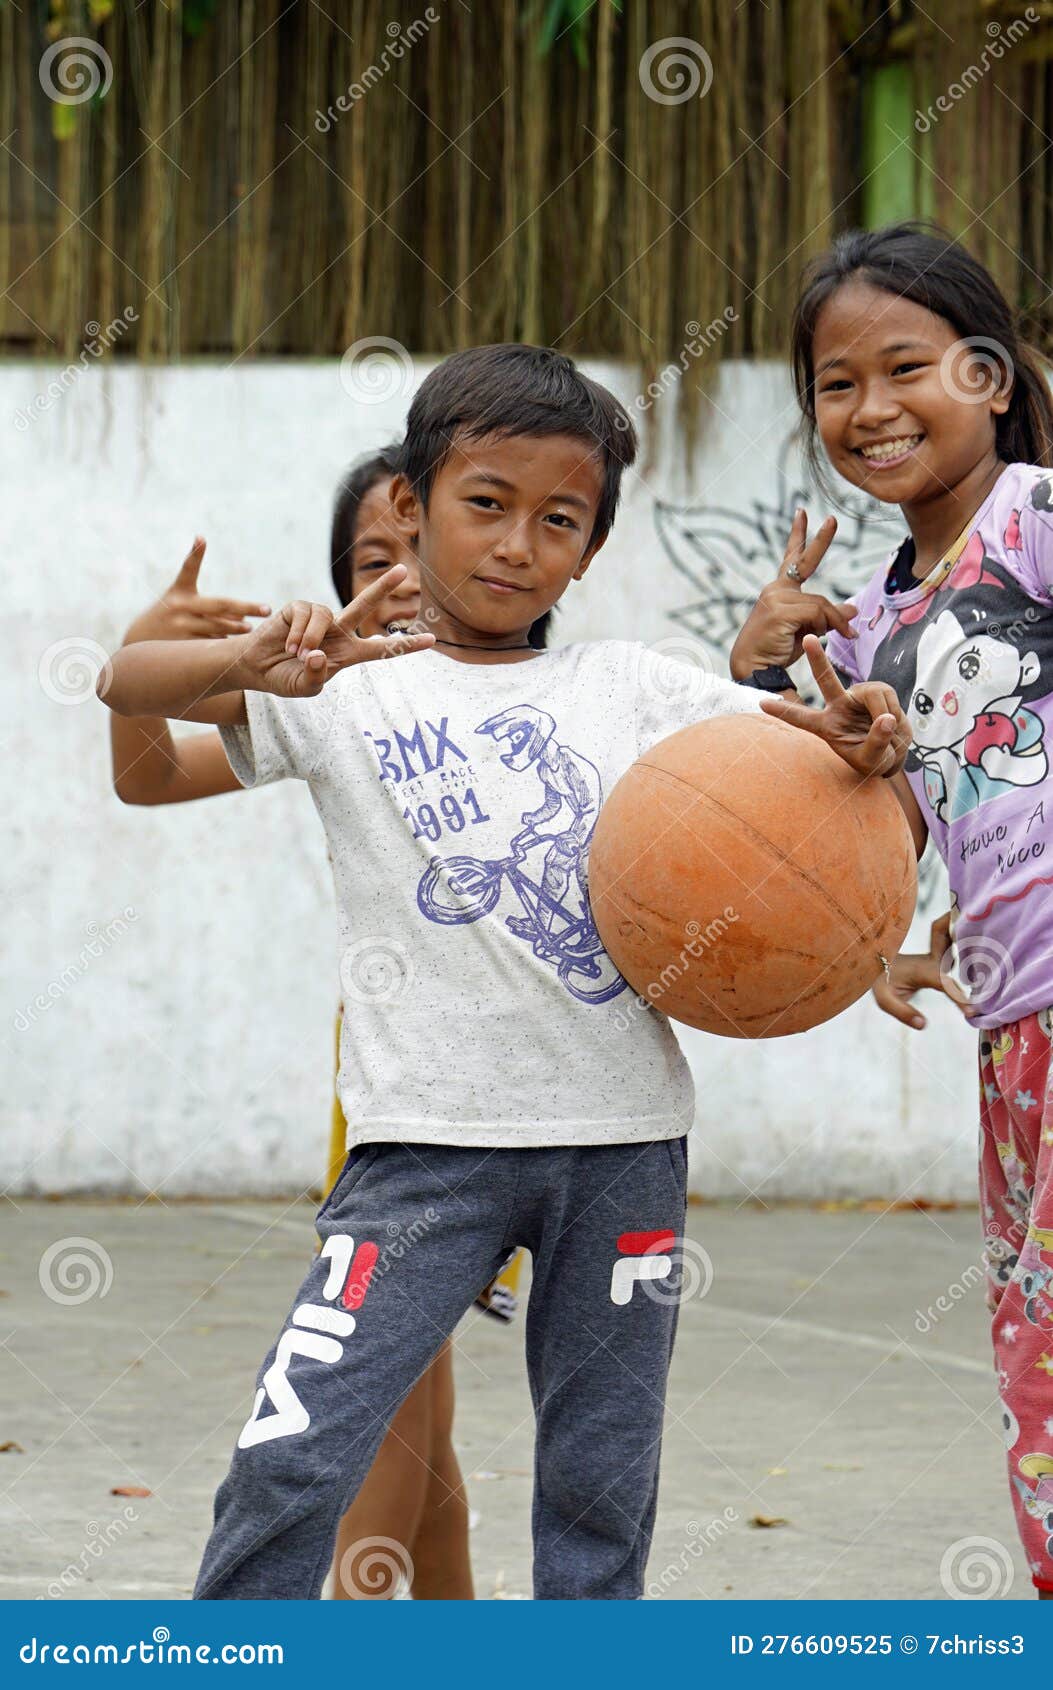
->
<box><xmin>364</xmin><ymin>702</ymin><xmax>628</xmax><ymax>1005</ymax></box>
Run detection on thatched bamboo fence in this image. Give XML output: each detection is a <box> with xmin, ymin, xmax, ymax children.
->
<box><xmin>3</xmin><ymin>0</ymin><xmax>1053</xmax><ymax>432</ymax></box>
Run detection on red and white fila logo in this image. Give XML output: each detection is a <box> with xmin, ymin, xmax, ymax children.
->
<box><xmin>610</xmin><ymin>1230</ymin><xmax>675</xmax><ymax>1305</ymax></box>
<box><xmin>238</xmin><ymin>1235</ymin><xmax>379</xmax><ymax>1449</ymax></box>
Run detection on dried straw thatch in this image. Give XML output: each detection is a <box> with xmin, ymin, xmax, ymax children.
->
<box><xmin>2</xmin><ymin>0</ymin><xmax>1053</xmax><ymax>434</ymax></box>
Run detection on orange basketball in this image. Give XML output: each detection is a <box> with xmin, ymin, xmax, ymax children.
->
<box><xmin>589</xmin><ymin>713</ymin><xmax>917</xmax><ymax>1038</ymax></box>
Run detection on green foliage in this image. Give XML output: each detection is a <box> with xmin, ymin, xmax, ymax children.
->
<box><xmin>183</xmin><ymin>0</ymin><xmax>219</xmax><ymax>39</ymax></box>
<box><xmin>532</xmin><ymin>0</ymin><xmax>621</xmax><ymax>67</ymax></box>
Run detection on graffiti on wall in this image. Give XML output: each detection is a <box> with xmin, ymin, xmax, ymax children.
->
<box><xmin>653</xmin><ymin>433</ymin><xmax>944</xmax><ymax>912</ymax></box>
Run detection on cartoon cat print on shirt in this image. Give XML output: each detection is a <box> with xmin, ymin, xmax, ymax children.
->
<box><xmin>907</xmin><ymin>608</ymin><xmax>1048</xmax><ymax>823</ymax></box>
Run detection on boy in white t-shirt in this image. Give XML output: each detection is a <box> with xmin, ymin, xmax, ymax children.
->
<box><xmin>100</xmin><ymin>344</ymin><xmax>909</xmax><ymax>1599</ymax></box>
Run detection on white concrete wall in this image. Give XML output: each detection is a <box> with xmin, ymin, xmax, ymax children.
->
<box><xmin>4</xmin><ymin>357</ymin><xmax>976</xmax><ymax>1199</ymax></box>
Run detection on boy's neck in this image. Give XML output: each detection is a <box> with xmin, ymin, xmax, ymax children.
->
<box><xmin>901</xmin><ymin>451</ymin><xmax>1006</xmax><ymax>576</ymax></box>
<box><xmin>419</xmin><ymin>592</ymin><xmax>541</xmax><ymax>665</ymax></box>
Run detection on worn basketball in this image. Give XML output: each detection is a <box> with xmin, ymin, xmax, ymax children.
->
<box><xmin>588</xmin><ymin>713</ymin><xmax>917</xmax><ymax>1038</ymax></box>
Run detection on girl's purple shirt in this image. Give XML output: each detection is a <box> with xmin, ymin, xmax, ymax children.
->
<box><xmin>826</xmin><ymin>462</ymin><xmax>1053</xmax><ymax>1026</ymax></box>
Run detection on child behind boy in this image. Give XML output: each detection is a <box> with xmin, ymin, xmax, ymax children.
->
<box><xmin>100</xmin><ymin>344</ymin><xmax>906</xmax><ymax>1599</ymax></box>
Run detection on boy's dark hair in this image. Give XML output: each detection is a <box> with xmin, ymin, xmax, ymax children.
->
<box><xmin>330</xmin><ymin>435</ymin><xmax>554</xmax><ymax>646</ymax></box>
<box><xmin>396</xmin><ymin>343</ymin><xmax>638</xmax><ymax>552</ymax></box>
<box><xmin>330</xmin><ymin>443</ymin><xmax>402</xmax><ymax>608</ymax></box>
<box><xmin>791</xmin><ymin>223</ymin><xmax>1053</xmax><ymax>486</ymax></box>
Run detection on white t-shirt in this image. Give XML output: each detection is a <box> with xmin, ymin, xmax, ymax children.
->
<box><xmin>221</xmin><ymin>642</ymin><xmax>761</xmax><ymax>1150</ymax></box>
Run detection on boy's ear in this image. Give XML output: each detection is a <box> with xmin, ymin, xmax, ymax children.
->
<box><xmin>572</xmin><ymin>529</ymin><xmax>608</xmax><ymax>581</ymax></box>
<box><xmin>388</xmin><ymin>472</ymin><xmax>421</xmax><ymax>540</ymax></box>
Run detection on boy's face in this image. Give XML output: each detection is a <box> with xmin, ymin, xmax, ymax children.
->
<box><xmin>350</xmin><ymin>480</ymin><xmax>421</xmax><ymax>636</ymax></box>
<box><xmin>393</xmin><ymin>431</ymin><xmax>606</xmax><ymax>639</ymax></box>
<box><xmin>812</xmin><ymin>281</ymin><xmax>1009</xmax><ymax>508</ymax></box>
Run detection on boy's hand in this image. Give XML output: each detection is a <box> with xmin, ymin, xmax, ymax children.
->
<box><xmin>872</xmin><ymin>912</ymin><xmax>972</xmax><ymax>1029</ymax></box>
<box><xmin>759</xmin><ymin>634</ymin><xmax>912</xmax><ymax>777</ymax></box>
<box><xmin>236</xmin><ymin>565</ymin><xmax>434</xmax><ymax>698</ymax></box>
<box><xmin>124</xmin><ymin>539</ymin><xmax>271</xmax><ymax>646</ymax></box>
<box><xmin>730</xmin><ymin>509</ymin><xmax>856</xmax><ymax>680</ymax></box>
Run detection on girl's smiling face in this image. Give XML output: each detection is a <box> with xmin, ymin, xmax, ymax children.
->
<box><xmin>349</xmin><ymin>480</ymin><xmax>421</xmax><ymax>635</ymax></box>
<box><xmin>811</xmin><ymin>280</ymin><xmax>1011</xmax><ymax>505</ymax></box>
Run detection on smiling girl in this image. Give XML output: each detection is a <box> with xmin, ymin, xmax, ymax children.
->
<box><xmin>732</xmin><ymin>223</ymin><xmax>1053</xmax><ymax>1595</ymax></box>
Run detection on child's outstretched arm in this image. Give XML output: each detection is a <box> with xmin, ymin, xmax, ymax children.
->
<box><xmin>99</xmin><ymin>565</ymin><xmax>435</xmax><ymax>719</ymax></box>
<box><xmin>111</xmin><ymin>538</ymin><xmax>270</xmax><ymax>804</ymax></box>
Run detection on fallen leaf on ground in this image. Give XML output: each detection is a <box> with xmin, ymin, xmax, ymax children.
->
<box><xmin>110</xmin><ymin>1485</ymin><xmax>151</xmax><ymax>1497</ymax></box>
<box><xmin>861</xmin><ymin>1197</ymin><xmax>958</xmax><ymax>1213</ymax></box>
<box><xmin>0</xmin><ymin>1440</ymin><xmax>24</xmax><ymax>1454</ymax></box>
<box><xmin>749</xmin><ymin>1513</ymin><xmax>789</xmax><ymax>1529</ymax></box>
<box><xmin>766</xmin><ymin>1466</ymin><xmax>788</xmax><ymax>1476</ymax></box>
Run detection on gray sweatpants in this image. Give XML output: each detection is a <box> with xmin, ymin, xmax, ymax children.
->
<box><xmin>195</xmin><ymin>1138</ymin><xmax>688</xmax><ymax>1601</ymax></box>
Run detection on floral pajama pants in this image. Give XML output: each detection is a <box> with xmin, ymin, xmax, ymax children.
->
<box><xmin>980</xmin><ymin>1010</ymin><xmax>1053</xmax><ymax>1593</ymax></box>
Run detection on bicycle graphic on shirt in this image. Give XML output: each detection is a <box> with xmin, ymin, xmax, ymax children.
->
<box><xmin>415</xmin><ymin>704</ymin><xmax>628</xmax><ymax>1006</ymax></box>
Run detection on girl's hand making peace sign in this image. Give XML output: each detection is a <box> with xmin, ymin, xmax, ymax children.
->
<box><xmin>759</xmin><ymin>634</ymin><xmax>912</xmax><ymax>779</ymax></box>
<box><xmin>124</xmin><ymin>538</ymin><xmax>271</xmax><ymax>646</ymax></box>
<box><xmin>729</xmin><ymin>509</ymin><xmax>857</xmax><ymax>681</ymax></box>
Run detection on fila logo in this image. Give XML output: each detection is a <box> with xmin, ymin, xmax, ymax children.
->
<box><xmin>237</xmin><ymin>1235</ymin><xmax>379</xmax><ymax>1449</ymax></box>
<box><xmin>610</xmin><ymin>1230</ymin><xmax>675</xmax><ymax>1305</ymax></box>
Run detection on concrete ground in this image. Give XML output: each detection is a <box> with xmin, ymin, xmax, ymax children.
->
<box><xmin>0</xmin><ymin>1199</ymin><xmax>1031</xmax><ymax>1601</ymax></box>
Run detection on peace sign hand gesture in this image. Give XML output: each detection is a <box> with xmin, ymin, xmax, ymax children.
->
<box><xmin>729</xmin><ymin>509</ymin><xmax>857</xmax><ymax>680</ymax></box>
<box><xmin>124</xmin><ymin>537</ymin><xmax>272</xmax><ymax>646</ymax></box>
<box><xmin>759</xmin><ymin>634</ymin><xmax>912</xmax><ymax>778</ymax></box>
<box><xmin>239</xmin><ymin>565</ymin><xmax>434</xmax><ymax>700</ymax></box>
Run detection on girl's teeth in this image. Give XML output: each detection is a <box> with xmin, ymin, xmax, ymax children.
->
<box><xmin>860</xmin><ymin>435</ymin><xmax>920</xmax><ymax>462</ymax></box>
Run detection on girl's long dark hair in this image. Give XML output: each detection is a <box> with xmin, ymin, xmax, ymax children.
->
<box><xmin>329</xmin><ymin>440</ymin><xmax>553</xmax><ymax>647</ymax></box>
<box><xmin>330</xmin><ymin>442</ymin><xmax>403</xmax><ymax>609</ymax></box>
<box><xmin>791</xmin><ymin>223</ymin><xmax>1053</xmax><ymax>487</ymax></box>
